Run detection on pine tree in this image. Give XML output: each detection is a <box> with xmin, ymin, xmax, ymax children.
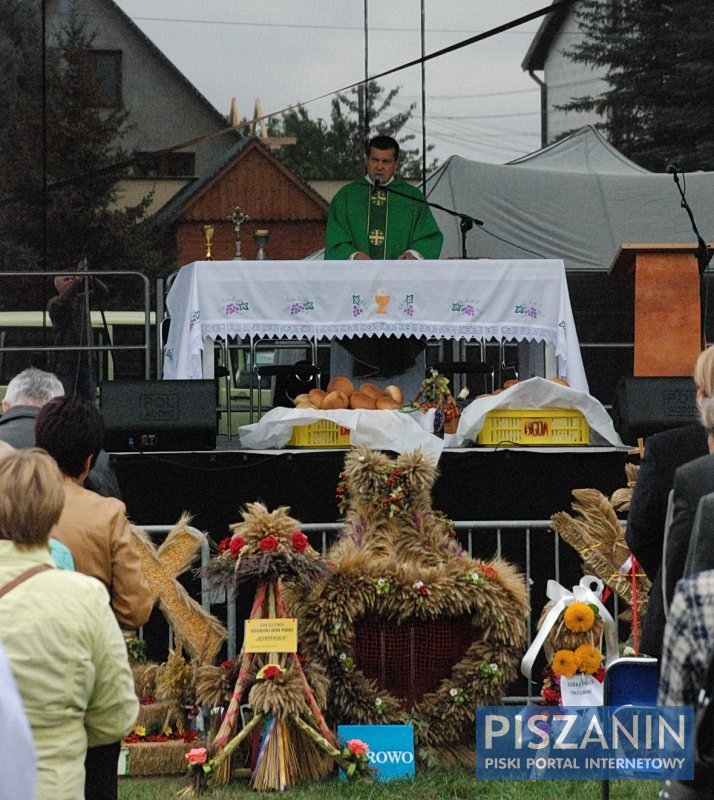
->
<box><xmin>558</xmin><ymin>0</ymin><xmax>714</xmax><ymax>171</ymax></box>
<box><xmin>268</xmin><ymin>81</ymin><xmax>437</xmax><ymax>181</ymax></box>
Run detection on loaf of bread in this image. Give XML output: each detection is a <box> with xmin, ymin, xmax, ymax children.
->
<box><xmin>376</xmin><ymin>396</ymin><xmax>399</xmax><ymax>410</ymax></box>
<box><xmin>359</xmin><ymin>383</ymin><xmax>382</xmax><ymax>401</ymax></box>
<box><xmin>308</xmin><ymin>388</ymin><xmax>326</xmax><ymax>407</ymax></box>
<box><xmin>349</xmin><ymin>392</ymin><xmax>377</xmax><ymax>410</ymax></box>
<box><xmin>322</xmin><ymin>390</ymin><xmax>350</xmax><ymax>410</ymax></box>
<box><xmin>383</xmin><ymin>385</ymin><xmax>403</xmax><ymax>404</ymax></box>
<box><xmin>326</xmin><ymin>376</ymin><xmax>354</xmax><ymax>396</ymax></box>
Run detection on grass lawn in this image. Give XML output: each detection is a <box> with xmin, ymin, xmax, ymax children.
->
<box><xmin>118</xmin><ymin>768</ymin><xmax>659</xmax><ymax>798</ymax></box>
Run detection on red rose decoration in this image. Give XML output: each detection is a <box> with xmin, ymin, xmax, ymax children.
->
<box><xmin>291</xmin><ymin>531</ymin><xmax>309</xmax><ymax>553</ymax></box>
<box><xmin>259</xmin><ymin>535</ymin><xmax>279</xmax><ymax>552</ymax></box>
<box><xmin>262</xmin><ymin>665</ymin><xmax>283</xmax><ymax>680</ymax></box>
<box><xmin>229</xmin><ymin>536</ymin><xmax>245</xmax><ymax>557</ymax></box>
<box><xmin>220</xmin><ymin>660</ymin><xmax>234</xmax><ymax>670</ymax></box>
<box><xmin>218</xmin><ymin>536</ymin><xmax>232</xmax><ymax>553</ymax></box>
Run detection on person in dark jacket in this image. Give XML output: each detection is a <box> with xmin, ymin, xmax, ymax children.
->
<box><xmin>629</xmin><ymin>345</ymin><xmax>714</xmax><ymax>658</ymax></box>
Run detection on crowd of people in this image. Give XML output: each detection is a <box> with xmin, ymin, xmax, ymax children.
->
<box><xmin>626</xmin><ymin>345</ymin><xmax>714</xmax><ymax>799</ymax></box>
<box><xmin>0</xmin><ymin>370</ymin><xmax>152</xmax><ymax>800</ymax></box>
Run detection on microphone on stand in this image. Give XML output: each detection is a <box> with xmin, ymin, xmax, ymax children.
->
<box><xmin>666</xmin><ymin>164</ymin><xmax>681</xmax><ymax>174</ymax></box>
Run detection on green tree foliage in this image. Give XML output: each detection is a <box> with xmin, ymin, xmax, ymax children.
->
<box><xmin>0</xmin><ymin>1</ymin><xmax>173</xmax><ymax>309</ymax></box>
<box><xmin>268</xmin><ymin>81</ymin><xmax>437</xmax><ymax>180</ymax></box>
<box><xmin>558</xmin><ymin>0</ymin><xmax>714</xmax><ymax>171</ymax></box>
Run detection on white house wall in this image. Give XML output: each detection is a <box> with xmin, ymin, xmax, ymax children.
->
<box><xmin>46</xmin><ymin>0</ymin><xmax>238</xmax><ymax>181</ymax></box>
<box><xmin>542</xmin><ymin>9</ymin><xmax>607</xmax><ymax>142</ymax></box>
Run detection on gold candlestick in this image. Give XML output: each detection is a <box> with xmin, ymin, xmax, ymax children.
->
<box><xmin>201</xmin><ymin>224</ymin><xmax>215</xmax><ymax>261</ymax></box>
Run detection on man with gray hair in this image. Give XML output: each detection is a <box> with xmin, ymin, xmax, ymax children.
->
<box><xmin>0</xmin><ymin>367</ymin><xmax>121</xmax><ymax>498</ymax></box>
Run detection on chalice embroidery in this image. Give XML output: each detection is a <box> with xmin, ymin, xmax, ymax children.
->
<box><xmin>375</xmin><ymin>287</ymin><xmax>391</xmax><ymax>315</ymax></box>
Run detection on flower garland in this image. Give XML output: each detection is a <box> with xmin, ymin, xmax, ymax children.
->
<box><xmin>336</xmin><ymin>467</ymin><xmax>414</xmax><ymax>518</ymax></box>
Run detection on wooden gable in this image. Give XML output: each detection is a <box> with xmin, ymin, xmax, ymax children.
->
<box><xmin>174</xmin><ymin>139</ymin><xmax>328</xmax><ymax>263</ymax></box>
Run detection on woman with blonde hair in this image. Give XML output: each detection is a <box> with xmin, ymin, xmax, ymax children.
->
<box><xmin>0</xmin><ymin>448</ymin><xmax>138</xmax><ymax>800</ymax></box>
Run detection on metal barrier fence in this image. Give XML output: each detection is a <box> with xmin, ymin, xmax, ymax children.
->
<box><xmin>0</xmin><ymin>270</ymin><xmax>153</xmax><ymax>384</ymax></box>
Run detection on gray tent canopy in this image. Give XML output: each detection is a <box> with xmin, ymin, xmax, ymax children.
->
<box><xmin>425</xmin><ymin>126</ymin><xmax>713</xmax><ymax>271</ymax></box>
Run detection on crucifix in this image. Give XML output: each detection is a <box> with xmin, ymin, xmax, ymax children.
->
<box><xmin>226</xmin><ymin>206</ymin><xmax>251</xmax><ymax>260</ymax></box>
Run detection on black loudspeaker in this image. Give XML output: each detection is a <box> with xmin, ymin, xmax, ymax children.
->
<box><xmin>612</xmin><ymin>376</ymin><xmax>698</xmax><ymax>445</ymax></box>
<box><xmin>100</xmin><ymin>380</ymin><xmax>217</xmax><ymax>451</ymax></box>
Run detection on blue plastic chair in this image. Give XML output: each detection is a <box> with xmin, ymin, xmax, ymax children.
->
<box><xmin>601</xmin><ymin>656</ymin><xmax>659</xmax><ymax>799</ymax></box>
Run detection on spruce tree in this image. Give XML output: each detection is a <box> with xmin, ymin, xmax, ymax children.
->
<box><xmin>558</xmin><ymin>0</ymin><xmax>714</xmax><ymax>171</ymax></box>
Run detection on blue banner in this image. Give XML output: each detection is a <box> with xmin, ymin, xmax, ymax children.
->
<box><xmin>475</xmin><ymin>706</ymin><xmax>694</xmax><ymax>781</ymax></box>
<box><xmin>338</xmin><ymin>724</ymin><xmax>415</xmax><ymax>781</ymax></box>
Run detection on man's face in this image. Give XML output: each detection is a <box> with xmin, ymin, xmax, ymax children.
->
<box><xmin>54</xmin><ymin>275</ymin><xmax>73</xmax><ymax>293</ymax></box>
<box><xmin>365</xmin><ymin>146</ymin><xmax>397</xmax><ymax>184</ymax></box>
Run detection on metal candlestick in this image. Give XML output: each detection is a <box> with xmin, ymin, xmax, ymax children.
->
<box><xmin>254</xmin><ymin>229</ymin><xmax>270</xmax><ymax>260</ymax></box>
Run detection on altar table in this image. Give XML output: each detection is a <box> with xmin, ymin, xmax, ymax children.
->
<box><xmin>163</xmin><ymin>259</ymin><xmax>588</xmax><ymax>393</ymax></box>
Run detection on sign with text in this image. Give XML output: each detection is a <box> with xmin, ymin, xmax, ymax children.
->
<box><xmin>338</xmin><ymin>724</ymin><xmax>415</xmax><ymax>781</ymax></box>
<box><xmin>476</xmin><ymin>706</ymin><xmax>694</xmax><ymax>781</ymax></box>
<box><xmin>244</xmin><ymin>618</ymin><xmax>297</xmax><ymax>653</ymax></box>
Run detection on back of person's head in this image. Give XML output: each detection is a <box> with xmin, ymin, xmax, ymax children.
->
<box><xmin>34</xmin><ymin>394</ymin><xmax>104</xmax><ymax>478</ymax></box>
<box><xmin>694</xmin><ymin>346</ymin><xmax>714</xmax><ymax>397</ymax></box>
<box><xmin>4</xmin><ymin>367</ymin><xmax>64</xmax><ymax>408</ymax></box>
<box><xmin>0</xmin><ymin>448</ymin><xmax>65</xmax><ymax>549</ymax></box>
<box><xmin>367</xmin><ymin>135</ymin><xmax>399</xmax><ymax>160</ymax></box>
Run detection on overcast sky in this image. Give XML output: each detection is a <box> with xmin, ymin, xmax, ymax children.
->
<box><xmin>113</xmin><ymin>0</ymin><xmax>556</xmax><ymax>165</ymax></box>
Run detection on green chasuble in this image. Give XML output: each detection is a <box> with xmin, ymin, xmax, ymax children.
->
<box><xmin>324</xmin><ymin>176</ymin><xmax>444</xmax><ymax>377</ymax></box>
<box><xmin>324</xmin><ymin>176</ymin><xmax>443</xmax><ymax>260</ymax></box>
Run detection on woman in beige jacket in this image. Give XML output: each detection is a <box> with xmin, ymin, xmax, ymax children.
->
<box><xmin>0</xmin><ymin>449</ymin><xmax>138</xmax><ymax>800</ymax></box>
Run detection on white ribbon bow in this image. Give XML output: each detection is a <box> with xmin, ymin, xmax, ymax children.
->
<box><xmin>521</xmin><ymin>575</ymin><xmax>619</xmax><ymax>681</ymax></box>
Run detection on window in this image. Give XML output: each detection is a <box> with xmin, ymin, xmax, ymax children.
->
<box><xmin>132</xmin><ymin>151</ymin><xmax>196</xmax><ymax>178</ymax></box>
<box><xmin>82</xmin><ymin>50</ymin><xmax>122</xmax><ymax>107</ymax></box>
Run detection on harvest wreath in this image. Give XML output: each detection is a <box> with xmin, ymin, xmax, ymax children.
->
<box><xmin>288</xmin><ymin>447</ymin><xmax>529</xmax><ymax>767</ymax></box>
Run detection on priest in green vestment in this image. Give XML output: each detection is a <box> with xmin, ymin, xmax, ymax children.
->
<box><xmin>325</xmin><ymin>135</ymin><xmax>444</xmax><ymax>385</ymax></box>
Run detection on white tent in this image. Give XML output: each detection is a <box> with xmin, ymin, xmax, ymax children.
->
<box><xmin>425</xmin><ymin>126</ymin><xmax>713</xmax><ymax>271</ymax></box>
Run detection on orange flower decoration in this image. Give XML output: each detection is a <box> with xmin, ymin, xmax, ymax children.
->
<box><xmin>551</xmin><ymin>649</ymin><xmax>578</xmax><ymax>678</ymax></box>
<box><xmin>574</xmin><ymin>643</ymin><xmax>602</xmax><ymax>675</ymax></box>
<box><xmin>563</xmin><ymin>602</ymin><xmax>595</xmax><ymax>633</ymax></box>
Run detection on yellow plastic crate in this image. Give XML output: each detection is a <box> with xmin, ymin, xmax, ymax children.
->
<box><xmin>287</xmin><ymin>419</ymin><xmax>352</xmax><ymax>447</ymax></box>
<box><xmin>477</xmin><ymin>408</ymin><xmax>589</xmax><ymax>446</ymax></box>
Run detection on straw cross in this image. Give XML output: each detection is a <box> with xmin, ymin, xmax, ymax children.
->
<box><xmin>131</xmin><ymin>517</ymin><xmax>226</xmax><ymax>664</ymax></box>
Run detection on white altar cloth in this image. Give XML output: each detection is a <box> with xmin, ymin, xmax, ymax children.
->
<box><xmin>163</xmin><ymin>259</ymin><xmax>588</xmax><ymax>392</ymax></box>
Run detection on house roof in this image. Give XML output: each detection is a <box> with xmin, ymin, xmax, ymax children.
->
<box><xmin>154</xmin><ymin>137</ymin><xmax>328</xmax><ymax>224</ymax></box>
<box><xmin>49</xmin><ymin>0</ymin><xmax>237</xmax><ymax>136</ymax></box>
<box><xmin>521</xmin><ymin>0</ymin><xmax>572</xmax><ymax>72</ymax></box>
